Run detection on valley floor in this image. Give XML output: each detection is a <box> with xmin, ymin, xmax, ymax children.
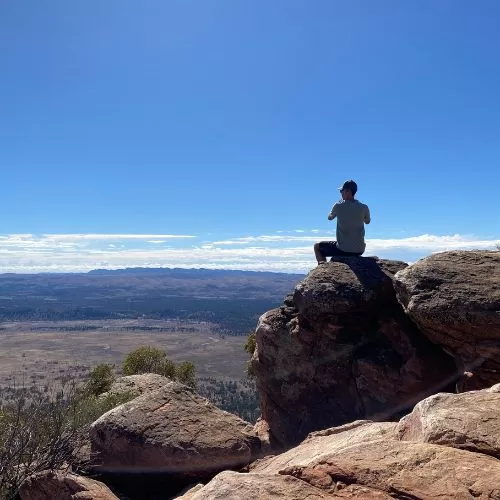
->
<box><xmin>0</xmin><ymin>319</ymin><xmax>250</xmax><ymax>387</ymax></box>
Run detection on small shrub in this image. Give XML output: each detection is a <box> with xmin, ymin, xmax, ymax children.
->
<box><xmin>84</xmin><ymin>363</ymin><xmax>115</xmax><ymax>396</ymax></box>
<box><xmin>244</xmin><ymin>332</ymin><xmax>256</xmax><ymax>356</ymax></box>
<box><xmin>121</xmin><ymin>346</ymin><xmax>196</xmax><ymax>385</ymax></box>
<box><xmin>0</xmin><ymin>374</ymin><xmax>135</xmax><ymax>500</ymax></box>
<box><xmin>244</xmin><ymin>332</ymin><xmax>257</xmax><ymax>377</ymax></box>
<box><xmin>176</xmin><ymin>361</ymin><xmax>196</xmax><ymax>389</ymax></box>
<box><xmin>122</xmin><ymin>346</ymin><xmax>171</xmax><ymax>377</ymax></box>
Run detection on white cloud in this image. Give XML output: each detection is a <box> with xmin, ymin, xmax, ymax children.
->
<box><xmin>42</xmin><ymin>234</ymin><xmax>195</xmax><ymax>241</ymax></box>
<box><xmin>0</xmin><ymin>232</ymin><xmax>497</xmax><ymax>274</ymax></box>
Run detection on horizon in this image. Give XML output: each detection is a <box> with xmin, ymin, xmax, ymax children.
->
<box><xmin>0</xmin><ymin>231</ymin><xmax>498</xmax><ymax>274</ymax></box>
<box><xmin>1</xmin><ymin>1</ymin><xmax>499</xmax><ymax>272</ymax></box>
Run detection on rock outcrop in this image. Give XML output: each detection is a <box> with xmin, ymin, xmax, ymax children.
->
<box><xmin>250</xmin><ymin>256</ymin><xmax>457</xmax><ymax>447</ymax></box>
<box><xmin>19</xmin><ymin>471</ymin><xmax>119</xmax><ymax>500</ymax></box>
<box><xmin>397</xmin><ymin>382</ymin><xmax>500</xmax><ymax>458</ymax></box>
<box><xmin>175</xmin><ymin>470</ymin><xmax>395</xmax><ymax>499</ymax></box>
<box><xmin>188</xmin><ymin>385</ymin><xmax>500</xmax><ymax>499</ymax></box>
<box><xmin>90</xmin><ymin>380</ymin><xmax>261</xmax><ymax>477</ymax></box>
<box><xmin>394</xmin><ymin>250</ymin><xmax>500</xmax><ymax>389</ymax></box>
<box><xmin>176</xmin><ymin>471</ymin><xmax>335</xmax><ymax>499</ymax></box>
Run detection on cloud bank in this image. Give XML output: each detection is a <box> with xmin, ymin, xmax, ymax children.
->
<box><xmin>0</xmin><ymin>232</ymin><xmax>497</xmax><ymax>274</ymax></box>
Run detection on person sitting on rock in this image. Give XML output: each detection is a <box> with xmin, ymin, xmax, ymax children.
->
<box><xmin>314</xmin><ymin>179</ymin><xmax>371</xmax><ymax>264</ymax></box>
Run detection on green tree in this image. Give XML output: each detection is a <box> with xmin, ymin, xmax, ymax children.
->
<box><xmin>176</xmin><ymin>361</ymin><xmax>196</xmax><ymax>389</ymax></box>
<box><xmin>121</xmin><ymin>346</ymin><xmax>192</xmax><ymax>383</ymax></box>
<box><xmin>122</xmin><ymin>346</ymin><xmax>170</xmax><ymax>376</ymax></box>
<box><xmin>84</xmin><ymin>363</ymin><xmax>115</xmax><ymax>396</ymax></box>
<box><xmin>244</xmin><ymin>331</ymin><xmax>256</xmax><ymax>355</ymax></box>
<box><xmin>244</xmin><ymin>331</ymin><xmax>257</xmax><ymax>377</ymax></box>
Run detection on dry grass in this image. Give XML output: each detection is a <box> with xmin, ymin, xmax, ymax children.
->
<box><xmin>0</xmin><ymin>320</ymin><xmax>250</xmax><ymax>387</ymax></box>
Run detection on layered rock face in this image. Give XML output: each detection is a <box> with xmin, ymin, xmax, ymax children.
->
<box><xmin>250</xmin><ymin>256</ymin><xmax>457</xmax><ymax>447</ymax></box>
<box><xmin>394</xmin><ymin>250</ymin><xmax>500</xmax><ymax>389</ymax></box>
<box><xmin>185</xmin><ymin>384</ymin><xmax>500</xmax><ymax>499</ymax></box>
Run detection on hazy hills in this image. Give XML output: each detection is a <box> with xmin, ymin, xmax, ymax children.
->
<box><xmin>0</xmin><ymin>268</ymin><xmax>304</xmax><ymax>333</ymax></box>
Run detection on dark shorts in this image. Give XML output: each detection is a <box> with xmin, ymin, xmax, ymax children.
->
<box><xmin>317</xmin><ymin>241</ymin><xmax>362</xmax><ymax>257</ymax></box>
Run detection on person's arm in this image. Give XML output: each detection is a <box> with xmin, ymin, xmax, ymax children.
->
<box><xmin>364</xmin><ymin>205</ymin><xmax>371</xmax><ymax>224</ymax></box>
<box><xmin>328</xmin><ymin>203</ymin><xmax>338</xmax><ymax>220</ymax></box>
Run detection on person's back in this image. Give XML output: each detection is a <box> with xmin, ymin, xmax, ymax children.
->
<box><xmin>333</xmin><ymin>199</ymin><xmax>370</xmax><ymax>254</ymax></box>
<box><xmin>314</xmin><ymin>179</ymin><xmax>370</xmax><ymax>264</ymax></box>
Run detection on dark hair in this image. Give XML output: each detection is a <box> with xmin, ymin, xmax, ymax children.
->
<box><xmin>341</xmin><ymin>180</ymin><xmax>358</xmax><ymax>196</ymax></box>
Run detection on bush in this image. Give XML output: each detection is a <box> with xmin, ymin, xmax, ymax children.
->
<box><xmin>0</xmin><ymin>376</ymin><xmax>135</xmax><ymax>500</ymax></box>
<box><xmin>244</xmin><ymin>332</ymin><xmax>256</xmax><ymax>356</ymax></box>
<box><xmin>244</xmin><ymin>332</ymin><xmax>256</xmax><ymax>377</ymax></box>
<box><xmin>122</xmin><ymin>346</ymin><xmax>174</xmax><ymax>378</ymax></box>
<box><xmin>121</xmin><ymin>346</ymin><xmax>195</xmax><ymax>387</ymax></box>
<box><xmin>176</xmin><ymin>361</ymin><xmax>196</xmax><ymax>389</ymax></box>
<box><xmin>84</xmin><ymin>363</ymin><xmax>115</xmax><ymax>396</ymax></box>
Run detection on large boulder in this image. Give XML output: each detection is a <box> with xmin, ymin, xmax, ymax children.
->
<box><xmin>250</xmin><ymin>257</ymin><xmax>456</xmax><ymax>447</ymax></box>
<box><xmin>250</xmin><ymin>420</ymin><xmax>500</xmax><ymax>499</ymax></box>
<box><xmin>90</xmin><ymin>381</ymin><xmax>261</xmax><ymax>477</ymax></box>
<box><xmin>19</xmin><ymin>471</ymin><xmax>118</xmax><ymax>500</ymax></box>
<box><xmin>394</xmin><ymin>250</ymin><xmax>500</xmax><ymax>389</ymax></box>
<box><xmin>397</xmin><ymin>383</ymin><xmax>500</xmax><ymax>458</ymax></box>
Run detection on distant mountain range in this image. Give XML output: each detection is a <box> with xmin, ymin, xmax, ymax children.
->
<box><xmin>0</xmin><ymin>268</ymin><xmax>305</xmax><ymax>333</ymax></box>
<box><xmin>87</xmin><ymin>267</ymin><xmax>303</xmax><ymax>278</ymax></box>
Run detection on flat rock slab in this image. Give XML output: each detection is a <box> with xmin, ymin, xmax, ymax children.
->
<box><xmin>251</xmin><ymin>421</ymin><xmax>500</xmax><ymax>499</ymax></box>
<box><xmin>394</xmin><ymin>250</ymin><xmax>500</xmax><ymax>388</ymax></box>
<box><xmin>250</xmin><ymin>421</ymin><xmax>398</xmax><ymax>474</ymax></box>
<box><xmin>398</xmin><ymin>383</ymin><xmax>500</xmax><ymax>458</ymax></box>
<box><xmin>19</xmin><ymin>471</ymin><xmax>119</xmax><ymax>500</ymax></box>
<box><xmin>174</xmin><ymin>470</ymin><xmax>392</xmax><ymax>499</ymax></box>
<box><xmin>90</xmin><ymin>381</ymin><xmax>261</xmax><ymax>475</ymax></box>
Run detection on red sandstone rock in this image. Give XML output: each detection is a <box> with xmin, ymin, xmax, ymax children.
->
<box><xmin>174</xmin><ymin>470</ymin><xmax>392</xmax><ymax>499</ymax></box>
<box><xmin>251</xmin><ymin>257</ymin><xmax>456</xmax><ymax>447</ymax></box>
<box><xmin>394</xmin><ymin>250</ymin><xmax>500</xmax><ymax>389</ymax></box>
<box><xmin>251</xmin><ymin>420</ymin><xmax>500</xmax><ymax>499</ymax></box>
<box><xmin>397</xmin><ymin>383</ymin><xmax>500</xmax><ymax>458</ymax></box>
<box><xmin>19</xmin><ymin>471</ymin><xmax>118</xmax><ymax>500</ymax></box>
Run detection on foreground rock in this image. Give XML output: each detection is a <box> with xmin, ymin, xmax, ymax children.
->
<box><xmin>90</xmin><ymin>381</ymin><xmax>261</xmax><ymax>477</ymax></box>
<box><xmin>251</xmin><ymin>257</ymin><xmax>456</xmax><ymax>447</ymax></box>
<box><xmin>175</xmin><ymin>470</ymin><xmax>393</xmax><ymax>499</ymax></box>
<box><xmin>398</xmin><ymin>383</ymin><xmax>500</xmax><ymax>458</ymax></box>
<box><xmin>250</xmin><ymin>420</ymin><xmax>500</xmax><ymax>499</ymax></box>
<box><xmin>394</xmin><ymin>250</ymin><xmax>500</xmax><ymax>389</ymax></box>
<box><xmin>19</xmin><ymin>471</ymin><xmax>118</xmax><ymax>500</ymax></box>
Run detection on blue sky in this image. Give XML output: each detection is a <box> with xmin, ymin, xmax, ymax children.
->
<box><xmin>1</xmin><ymin>1</ymin><xmax>499</xmax><ymax>272</ymax></box>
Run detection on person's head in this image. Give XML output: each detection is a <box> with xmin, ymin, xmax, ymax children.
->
<box><xmin>339</xmin><ymin>180</ymin><xmax>358</xmax><ymax>200</ymax></box>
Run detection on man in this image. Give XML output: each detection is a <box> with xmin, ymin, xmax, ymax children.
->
<box><xmin>314</xmin><ymin>180</ymin><xmax>371</xmax><ymax>264</ymax></box>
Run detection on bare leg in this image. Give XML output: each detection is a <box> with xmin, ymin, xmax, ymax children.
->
<box><xmin>314</xmin><ymin>243</ymin><xmax>326</xmax><ymax>264</ymax></box>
